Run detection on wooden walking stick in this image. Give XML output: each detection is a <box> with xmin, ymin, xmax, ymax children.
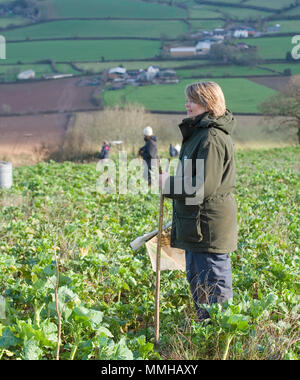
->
<box><xmin>154</xmin><ymin>159</ymin><xmax>164</xmax><ymax>347</ymax></box>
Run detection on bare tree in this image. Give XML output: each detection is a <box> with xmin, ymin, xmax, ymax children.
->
<box><xmin>260</xmin><ymin>76</ymin><xmax>300</xmax><ymax>144</ymax></box>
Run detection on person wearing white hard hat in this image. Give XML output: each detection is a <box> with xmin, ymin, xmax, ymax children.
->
<box><xmin>143</xmin><ymin>126</ymin><xmax>153</xmax><ymax>137</ymax></box>
<box><xmin>138</xmin><ymin>126</ymin><xmax>158</xmax><ymax>186</ymax></box>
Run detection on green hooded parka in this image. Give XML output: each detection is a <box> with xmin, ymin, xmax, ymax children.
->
<box><xmin>163</xmin><ymin>109</ymin><xmax>237</xmax><ymax>254</ymax></box>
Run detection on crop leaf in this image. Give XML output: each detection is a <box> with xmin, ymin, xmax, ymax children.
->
<box><xmin>40</xmin><ymin>320</ymin><xmax>57</xmax><ymax>343</ymax></box>
<box><xmin>97</xmin><ymin>326</ymin><xmax>113</xmax><ymax>338</ymax></box>
<box><xmin>113</xmin><ymin>337</ymin><xmax>134</xmax><ymax>360</ymax></box>
<box><xmin>221</xmin><ymin>314</ymin><xmax>249</xmax><ymax>333</ymax></box>
<box><xmin>73</xmin><ymin>305</ymin><xmax>104</xmax><ymax>330</ymax></box>
<box><xmin>0</xmin><ymin>328</ymin><xmax>20</xmax><ymax>349</ymax></box>
<box><xmin>52</xmin><ymin>286</ymin><xmax>80</xmax><ymax>312</ymax></box>
<box><xmin>24</xmin><ymin>337</ymin><xmax>43</xmax><ymax>360</ymax></box>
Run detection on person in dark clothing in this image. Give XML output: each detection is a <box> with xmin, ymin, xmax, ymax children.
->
<box><xmin>159</xmin><ymin>81</ymin><xmax>237</xmax><ymax>322</ymax></box>
<box><xmin>99</xmin><ymin>141</ymin><xmax>111</xmax><ymax>160</ymax></box>
<box><xmin>169</xmin><ymin>144</ymin><xmax>178</xmax><ymax>158</ymax></box>
<box><xmin>138</xmin><ymin>126</ymin><xmax>158</xmax><ymax>186</ymax></box>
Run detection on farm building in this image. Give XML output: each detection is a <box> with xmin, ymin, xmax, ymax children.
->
<box><xmin>43</xmin><ymin>74</ymin><xmax>73</xmax><ymax>80</ymax></box>
<box><xmin>108</xmin><ymin>67</ymin><xmax>127</xmax><ymax>80</ymax></box>
<box><xmin>235</xmin><ymin>42</ymin><xmax>250</xmax><ymax>50</ymax></box>
<box><xmin>137</xmin><ymin>69</ymin><xmax>151</xmax><ymax>83</ymax></box>
<box><xmin>170</xmin><ymin>47</ymin><xmax>197</xmax><ymax>57</ymax></box>
<box><xmin>146</xmin><ymin>65</ymin><xmax>160</xmax><ymax>81</ymax></box>
<box><xmin>105</xmin><ymin>65</ymin><xmax>178</xmax><ymax>86</ymax></box>
<box><xmin>190</xmin><ymin>31</ymin><xmax>203</xmax><ymax>39</ymax></box>
<box><xmin>214</xmin><ymin>28</ymin><xmax>226</xmax><ymax>36</ymax></box>
<box><xmin>233</xmin><ymin>29</ymin><xmax>249</xmax><ymax>38</ymax></box>
<box><xmin>17</xmin><ymin>70</ymin><xmax>35</xmax><ymax>80</ymax></box>
<box><xmin>155</xmin><ymin>69</ymin><xmax>178</xmax><ymax>84</ymax></box>
<box><xmin>212</xmin><ymin>35</ymin><xmax>224</xmax><ymax>42</ymax></box>
<box><xmin>196</xmin><ymin>40</ymin><xmax>212</xmax><ymax>53</ymax></box>
<box><xmin>246</xmin><ymin>27</ymin><xmax>257</xmax><ymax>36</ymax></box>
<box><xmin>108</xmin><ymin>67</ymin><xmax>126</xmax><ymax>75</ymax></box>
<box><xmin>127</xmin><ymin>70</ymin><xmax>140</xmax><ymax>78</ymax></box>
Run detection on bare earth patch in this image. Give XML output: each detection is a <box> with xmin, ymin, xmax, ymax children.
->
<box><xmin>247</xmin><ymin>75</ymin><xmax>299</xmax><ymax>92</ymax></box>
<box><xmin>0</xmin><ymin>113</ymin><xmax>69</xmax><ymax>165</ymax></box>
<box><xmin>0</xmin><ymin>76</ymin><xmax>101</xmax><ymax>115</ymax></box>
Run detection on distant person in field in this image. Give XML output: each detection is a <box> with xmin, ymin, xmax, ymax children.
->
<box><xmin>138</xmin><ymin>126</ymin><xmax>158</xmax><ymax>186</ymax></box>
<box><xmin>159</xmin><ymin>81</ymin><xmax>237</xmax><ymax>322</ymax></box>
<box><xmin>169</xmin><ymin>143</ymin><xmax>180</xmax><ymax>157</ymax></box>
<box><xmin>98</xmin><ymin>141</ymin><xmax>113</xmax><ymax>191</ymax></box>
<box><xmin>99</xmin><ymin>141</ymin><xmax>111</xmax><ymax>160</ymax></box>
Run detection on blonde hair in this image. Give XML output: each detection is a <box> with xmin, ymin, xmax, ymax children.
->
<box><xmin>185</xmin><ymin>81</ymin><xmax>226</xmax><ymax>117</ymax></box>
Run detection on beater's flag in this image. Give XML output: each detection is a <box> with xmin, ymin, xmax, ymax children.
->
<box><xmin>130</xmin><ymin>223</ymin><xmax>185</xmax><ymax>271</ymax></box>
<box><xmin>145</xmin><ymin>235</ymin><xmax>185</xmax><ymax>272</ymax></box>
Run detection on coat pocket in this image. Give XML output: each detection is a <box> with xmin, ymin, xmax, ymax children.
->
<box><xmin>175</xmin><ymin>215</ymin><xmax>203</xmax><ymax>243</ymax></box>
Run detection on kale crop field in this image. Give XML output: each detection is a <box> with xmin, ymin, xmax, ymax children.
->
<box><xmin>0</xmin><ymin>0</ymin><xmax>299</xmax><ymax>361</ymax></box>
<box><xmin>0</xmin><ymin>147</ymin><xmax>299</xmax><ymax>360</ymax></box>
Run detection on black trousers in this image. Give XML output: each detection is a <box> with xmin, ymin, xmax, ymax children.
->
<box><xmin>185</xmin><ymin>251</ymin><xmax>233</xmax><ymax>321</ymax></box>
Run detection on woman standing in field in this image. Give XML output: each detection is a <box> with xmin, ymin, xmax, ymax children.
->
<box><xmin>160</xmin><ymin>81</ymin><xmax>237</xmax><ymax>321</ymax></box>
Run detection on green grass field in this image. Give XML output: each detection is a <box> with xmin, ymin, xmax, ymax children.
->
<box><xmin>0</xmin><ymin>16</ymin><xmax>30</xmax><ymax>28</ymax></box>
<box><xmin>237</xmin><ymin>36</ymin><xmax>295</xmax><ymax>60</ymax></box>
<box><xmin>4</xmin><ymin>39</ymin><xmax>161</xmax><ymax>63</ymax></box>
<box><xmin>188</xmin><ymin>5</ymin><xmax>223</xmax><ymax>19</ymax></box>
<box><xmin>102</xmin><ymin>77</ymin><xmax>277</xmax><ymax>113</ymax></box>
<box><xmin>200</xmin><ymin>5</ymin><xmax>271</xmax><ymax>18</ymax></box>
<box><xmin>246</xmin><ymin>0</ymin><xmax>295</xmax><ymax>9</ymax></box>
<box><xmin>259</xmin><ymin>63</ymin><xmax>300</xmax><ymax>75</ymax></box>
<box><xmin>0</xmin><ymin>63</ymin><xmax>54</xmax><ymax>81</ymax></box>
<box><xmin>279</xmin><ymin>4</ymin><xmax>300</xmax><ymax>15</ymax></box>
<box><xmin>265</xmin><ymin>20</ymin><xmax>300</xmax><ymax>33</ymax></box>
<box><xmin>2</xmin><ymin>20</ymin><xmax>188</xmax><ymax>40</ymax></box>
<box><xmin>40</xmin><ymin>0</ymin><xmax>186</xmax><ymax>19</ymax></box>
<box><xmin>176</xmin><ymin>64</ymin><xmax>274</xmax><ymax>78</ymax></box>
<box><xmin>189</xmin><ymin>19</ymin><xmax>225</xmax><ymax>31</ymax></box>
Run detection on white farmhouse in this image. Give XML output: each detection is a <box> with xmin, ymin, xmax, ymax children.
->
<box><xmin>17</xmin><ymin>69</ymin><xmax>35</xmax><ymax>80</ymax></box>
<box><xmin>233</xmin><ymin>29</ymin><xmax>249</xmax><ymax>38</ymax></box>
<box><xmin>146</xmin><ymin>65</ymin><xmax>160</xmax><ymax>81</ymax></box>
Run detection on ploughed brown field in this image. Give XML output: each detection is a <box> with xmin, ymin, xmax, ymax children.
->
<box><xmin>0</xmin><ymin>76</ymin><xmax>102</xmax><ymax>164</ymax></box>
<box><xmin>247</xmin><ymin>76</ymin><xmax>293</xmax><ymax>91</ymax></box>
<box><xmin>0</xmin><ymin>76</ymin><xmax>100</xmax><ymax>115</ymax></box>
<box><xmin>0</xmin><ymin>113</ymin><xmax>69</xmax><ymax>165</ymax></box>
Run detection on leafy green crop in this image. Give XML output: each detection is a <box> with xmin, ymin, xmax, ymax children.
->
<box><xmin>0</xmin><ymin>147</ymin><xmax>299</xmax><ymax>360</ymax></box>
